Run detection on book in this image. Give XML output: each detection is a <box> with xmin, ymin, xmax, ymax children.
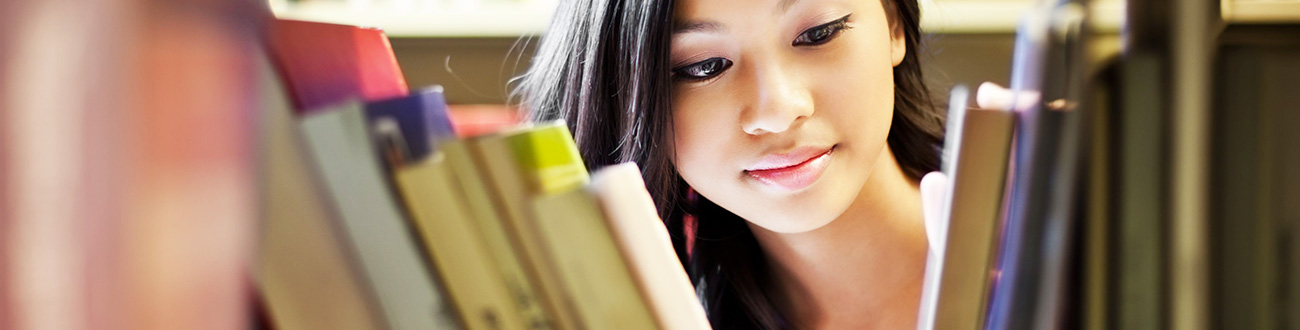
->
<box><xmin>265</xmin><ymin>19</ymin><xmax>409</xmax><ymax>113</ymax></box>
<box><xmin>530</xmin><ymin>189</ymin><xmax>658</xmax><ymax>330</ymax></box>
<box><xmin>469</xmin><ymin>122</ymin><xmax>589</xmax><ymax>330</ymax></box>
<box><xmin>255</xmin><ymin>52</ymin><xmax>383</xmax><ymax>330</ymax></box>
<box><xmin>364</xmin><ymin>86</ymin><xmax>457</xmax><ymax>165</ymax></box>
<box><xmin>587</xmin><ymin>163</ymin><xmax>712</xmax><ymax>330</ymax></box>
<box><xmin>299</xmin><ymin>100</ymin><xmax>459</xmax><ymax>330</ymax></box>
<box><xmin>491</xmin><ymin>124</ymin><xmax>658</xmax><ymax>329</ymax></box>
<box><xmin>393</xmin><ymin>154</ymin><xmax>527</xmax><ymax>330</ymax></box>
<box><xmin>441</xmin><ymin>140</ymin><xmax>554</xmax><ymax>330</ymax></box>
<box><xmin>985</xmin><ymin>3</ymin><xmax>1088</xmax><ymax>329</ymax></box>
<box><xmin>926</xmin><ymin>106</ymin><xmax>1016</xmax><ymax>330</ymax></box>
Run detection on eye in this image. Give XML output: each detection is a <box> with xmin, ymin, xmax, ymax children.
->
<box><xmin>793</xmin><ymin>14</ymin><xmax>852</xmax><ymax>46</ymax></box>
<box><xmin>672</xmin><ymin>57</ymin><xmax>734</xmax><ymax>81</ymax></box>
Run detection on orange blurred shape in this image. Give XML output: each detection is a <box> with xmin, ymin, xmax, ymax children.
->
<box><xmin>447</xmin><ymin>104</ymin><xmax>524</xmax><ymax>138</ymax></box>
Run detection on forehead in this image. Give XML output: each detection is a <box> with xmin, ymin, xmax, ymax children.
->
<box><xmin>672</xmin><ymin>0</ymin><xmax>883</xmax><ymax>29</ymax></box>
<box><xmin>674</xmin><ymin>0</ymin><xmax>792</xmax><ymax>20</ymax></box>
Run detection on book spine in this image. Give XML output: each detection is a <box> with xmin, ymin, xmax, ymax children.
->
<box><xmin>530</xmin><ymin>190</ymin><xmax>659</xmax><ymax>330</ymax></box>
<box><xmin>443</xmin><ymin>141</ymin><xmax>555</xmax><ymax>330</ymax></box>
<box><xmin>932</xmin><ymin>108</ymin><xmax>1015</xmax><ymax>330</ymax></box>
<box><xmin>587</xmin><ymin>163</ymin><xmax>711</xmax><ymax>330</ymax></box>
<box><xmin>394</xmin><ymin>157</ymin><xmax>527</xmax><ymax>330</ymax></box>
<box><xmin>257</xmin><ymin>54</ymin><xmax>384</xmax><ymax>330</ymax></box>
<box><xmin>470</xmin><ymin>137</ymin><xmax>583</xmax><ymax>330</ymax></box>
<box><xmin>299</xmin><ymin>104</ymin><xmax>460</xmax><ymax>330</ymax></box>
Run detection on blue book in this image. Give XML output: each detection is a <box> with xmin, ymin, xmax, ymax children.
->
<box><xmin>364</xmin><ymin>86</ymin><xmax>456</xmax><ymax>165</ymax></box>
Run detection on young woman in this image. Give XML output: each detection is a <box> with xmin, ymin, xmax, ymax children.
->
<box><xmin>516</xmin><ymin>0</ymin><xmax>945</xmax><ymax>328</ymax></box>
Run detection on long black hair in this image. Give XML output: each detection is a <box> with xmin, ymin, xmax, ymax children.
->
<box><xmin>515</xmin><ymin>0</ymin><xmax>943</xmax><ymax>328</ymax></box>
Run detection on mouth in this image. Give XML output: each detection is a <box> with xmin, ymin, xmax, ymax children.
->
<box><xmin>744</xmin><ymin>145</ymin><xmax>836</xmax><ymax>191</ymax></box>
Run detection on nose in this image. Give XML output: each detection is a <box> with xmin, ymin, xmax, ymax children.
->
<box><xmin>741</xmin><ymin>61</ymin><xmax>814</xmax><ymax>135</ymax></box>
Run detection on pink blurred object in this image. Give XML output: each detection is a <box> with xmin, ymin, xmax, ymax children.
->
<box><xmin>2</xmin><ymin>0</ymin><xmax>263</xmax><ymax>329</ymax></box>
<box><xmin>266</xmin><ymin>19</ymin><xmax>409</xmax><ymax>113</ymax></box>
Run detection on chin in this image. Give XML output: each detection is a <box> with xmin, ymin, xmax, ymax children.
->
<box><xmin>745</xmin><ymin>211</ymin><xmax>838</xmax><ymax>234</ymax></box>
<box><xmin>732</xmin><ymin>182</ymin><xmax>859</xmax><ymax>234</ymax></box>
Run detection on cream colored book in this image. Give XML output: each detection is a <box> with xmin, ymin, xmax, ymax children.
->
<box><xmin>442</xmin><ymin>140</ymin><xmax>554</xmax><ymax>330</ymax></box>
<box><xmin>393</xmin><ymin>154</ymin><xmax>527</xmax><ymax>330</ymax></box>
<box><xmin>469</xmin><ymin>122</ymin><xmax>587</xmax><ymax>330</ymax></box>
<box><xmin>530</xmin><ymin>189</ymin><xmax>658</xmax><ymax>330</ymax></box>
<box><xmin>587</xmin><ymin>163</ymin><xmax>711</xmax><ymax>330</ymax></box>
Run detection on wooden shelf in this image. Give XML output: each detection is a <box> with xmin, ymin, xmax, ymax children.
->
<box><xmin>1222</xmin><ymin>0</ymin><xmax>1300</xmax><ymax>23</ymax></box>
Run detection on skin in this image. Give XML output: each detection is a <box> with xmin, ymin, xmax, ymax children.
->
<box><xmin>668</xmin><ymin>0</ymin><xmax>928</xmax><ymax>328</ymax></box>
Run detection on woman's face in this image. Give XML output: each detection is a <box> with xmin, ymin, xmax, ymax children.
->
<box><xmin>670</xmin><ymin>0</ymin><xmax>906</xmax><ymax>233</ymax></box>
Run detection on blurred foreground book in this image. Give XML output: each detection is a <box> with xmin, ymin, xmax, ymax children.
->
<box><xmin>258</xmin><ymin>18</ymin><xmax>710</xmax><ymax>330</ymax></box>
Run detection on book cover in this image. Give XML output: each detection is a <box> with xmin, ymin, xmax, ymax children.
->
<box><xmin>299</xmin><ymin>100</ymin><xmax>459</xmax><ymax>330</ymax></box>
<box><xmin>265</xmin><ymin>19</ymin><xmax>408</xmax><ymax>113</ymax></box>
<box><xmin>364</xmin><ymin>86</ymin><xmax>457</xmax><ymax>166</ymax></box>
<box><xmin>255</xmin><ymin>52</ymin><xmax>384</xmax><ymax>330</ymax></box>
<box><xmin>587</xmin><ymin>163</ymin><xmax>712</xmax><ymax>330</ymax></box>
<box><xmin>442</xmin><ymin>140</ymin><xmax>554</xmax><ymax>330</ymax></box>
<box><xmin>393</xmin><ymin>155</ymin><xmax>527</xmax><ymax>330</ymax></box>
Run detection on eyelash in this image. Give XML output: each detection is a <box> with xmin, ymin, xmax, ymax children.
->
<box><xmin>793</xmin><ymin>14</ymin><xmax>853</xmax><ymax>46</ymax></box>
<box><xmin>671</xmin><ymin>14</ymin><xmax>854</xmax><ymax>82</ymax></box>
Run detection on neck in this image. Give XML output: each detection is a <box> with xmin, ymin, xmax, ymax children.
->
<box><xmin>749</xmin><ymin>146</ymin><xmax>928</xmax><ymax>329</ymax></box>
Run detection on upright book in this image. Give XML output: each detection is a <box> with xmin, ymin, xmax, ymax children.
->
<box><xmin>299</xmin><ymin>100</ymin><xmax>459</xmax><ymax>330</ymax></box>
<box><xmin>393</xmin><ymin>155</ymin><xmax>528</xmax><ymax>330</ymax></box>
<box><xmin>364</xmin><ymin>86</ymin><xmax>457</xmax><ymax>165</ymax></box>
<box><xmin>469</xmin><ymin>123</ymin><xmax>589</xmax><ymax>330</ymax></box>
<box><xmin>923</xmin><ymin>106</ymin><xmax>1016</xmax><ymax>330</ymax></box>
<box><xmin>255</xmin><ymin>52</ymin><xmax>383</xmax><ymax>330</ymax></box>
<box><xmin>441</xmin><ymin>139</ymin><xmax>554</xmax><ymax>330</ymax></box>
<box><xmin>588</xmin><ymin>163</ymin><xmax>712</xmax><ymax>330</ymax></box>
<box><xmin>531</xmin><ymin>189</ymin><xmax>659</xmax><ymax>330</ymax></box>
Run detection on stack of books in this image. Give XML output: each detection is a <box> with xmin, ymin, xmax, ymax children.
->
<box><xmin>255</xmin><ymin>19</ymin><xmax>709</xmax><ymax>330</ymax></box>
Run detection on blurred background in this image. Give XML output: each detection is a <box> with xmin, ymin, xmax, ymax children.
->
<box><xmin>2</xmin><ymin>0</ymin><xmax>1298</xmax><ymax>329</ymax></box>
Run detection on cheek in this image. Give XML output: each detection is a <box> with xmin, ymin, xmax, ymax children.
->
<box><xmin>670</xmin><ymin>90</ymin><xmax>739</xmax><ymax>187</ymax></box>
<box><xmin>813</xmin><ymin>30</ymin><xmax>897</xmax><ymax>146</ymax></box>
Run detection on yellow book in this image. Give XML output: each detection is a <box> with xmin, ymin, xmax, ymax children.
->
<box><xmin>442</xmin><ymin>140</ymin><xmax>554</xmax><ymax>330</ymax></box>
<box><xmin>394</xmin><ymin>154</ymin><xmax>526</xmax><ymax>330</ymax></box>
<box><xmin>531</xmin><ymin>189</ymin><xmax>659</xmax><ymax>330</ymax></box>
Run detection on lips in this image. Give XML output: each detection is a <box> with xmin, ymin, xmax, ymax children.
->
<box><xmin>744</xmin><ymin>146</ymin><xmax>835</xmax><ymax>191</ymax></box>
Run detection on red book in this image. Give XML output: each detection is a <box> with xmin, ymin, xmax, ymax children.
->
<box><xmin>265</xmin><ymin>19</ymin><xmax>409</xmax><ymax>113</ymax></box>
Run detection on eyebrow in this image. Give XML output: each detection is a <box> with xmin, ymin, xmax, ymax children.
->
<box><xmin>673</xmin><ymin>0</ymin><xmax>803</xmax><ymax>34</ymax></box>
<box><xmin>673</xmin><ymin>20</ymin><xmax>723</xmax><ymax>34</ymax></box>
<box><xmin>775</xmin><ymin>0</ymin><xmax>801</xmax><ymax>14</ymax></box>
